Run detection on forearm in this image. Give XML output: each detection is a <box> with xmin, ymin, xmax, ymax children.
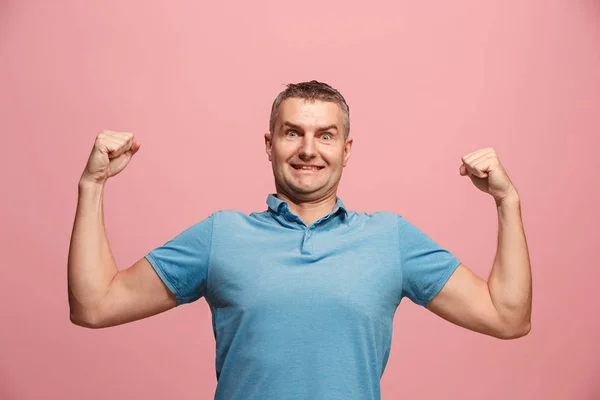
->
<box><xmin>68</xmin><ymin>179</ymin><xmax>119</xmax><ymax>324</ymax></box>
<box><xmin>487</xmin><ymin>193</ymin><xmax>532</xmax><ymax>334</ymax></box>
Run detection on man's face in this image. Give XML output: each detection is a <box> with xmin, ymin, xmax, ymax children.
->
<box><xmin>265</xmin><ymin>98</ymin><xmax>352</xmax><ymax>201</ymax></box>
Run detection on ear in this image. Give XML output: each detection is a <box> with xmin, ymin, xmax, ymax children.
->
<box><xmin>342</xmin><ymin>136</ymin><xmax>353</xmax><ymax>167</ymax></box>
<box><xmin>264</xmin><ymin>132</ymin><xmax>273</xmax><ymax>161</ymax></box>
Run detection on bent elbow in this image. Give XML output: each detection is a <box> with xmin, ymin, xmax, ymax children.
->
<box><xmin>69</xmin><ymin>307</ymin><xmax>105</xmax><ymax>329</ymax></box>
<box><xmin>497</xmin><ymin>321</ymin><xmax>532</xmax><ymax>340</ymax></box>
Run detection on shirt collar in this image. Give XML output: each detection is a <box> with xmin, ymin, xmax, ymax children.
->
<box><xmin>266</xmin><ymin>193</ymin><xmax>348</xmax><ymax>218</ymax></box>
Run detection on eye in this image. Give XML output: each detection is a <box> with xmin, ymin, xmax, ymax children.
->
<box><xmin>321</xmin><ymin>133</ymin><xmax>332</xmax><ymax>140</ymax></box>
<box><xmin>286</xmin><ymin>130</ymin><xmax>299</xmax><ymax>137</ymax></box>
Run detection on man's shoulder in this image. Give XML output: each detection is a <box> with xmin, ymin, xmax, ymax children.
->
<box><xmin>210</xmin><ymin>209</ymin><xmax>275</xmax><ymax>226</ymax></box>
<box><xmin>181</xmin><ymin>209</ymin><xmax>256</xmax><ymax>228</ymax></box>
<box><xmin>196</xmin><ymin>208</ymin><xmax>264</xmax><ymax>216</ymax></box>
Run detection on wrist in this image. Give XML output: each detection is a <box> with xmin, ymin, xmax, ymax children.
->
<box><xmin>78</xmin><ymin>175</ymin><xmax>106</xmax><ymax>193</ymax></box>
<box><xmin>496</xmin><ymin>188</ymin><xmax>520</xmax><ymax>208</ymax></box>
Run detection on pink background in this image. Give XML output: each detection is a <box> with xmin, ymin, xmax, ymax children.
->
<box><xmin>2</xmin><ymin>1</ymin><xmax>599</xmax><ymax>399</ymax></box>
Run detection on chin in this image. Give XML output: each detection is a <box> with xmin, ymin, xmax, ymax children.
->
<box><xmin>285</xmin><ymin>183</ymin><xmax>323</xmax><ymax>197</ymax></box>
<box><xmin>290</xmin><ymin>186</ymin><xmax>319</xmax><ymax>195</ymax></box>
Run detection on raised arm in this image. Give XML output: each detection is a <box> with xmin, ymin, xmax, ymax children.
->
<box><xmin>427</xmin><ymin>148</ymin><xmax>532</xmax><ymax>339</ymax></box>
<box><xmin>68</xmin><ymin>131</ymin><xmax>176</xmax><ymax>329</ymax></box>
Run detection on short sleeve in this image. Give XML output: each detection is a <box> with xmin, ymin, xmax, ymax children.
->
<box><xmin>145</xmin><ymin>213</ymin><xmax>215</xmax><ymax>306</ymax></box>
<box><xmin>398</xmin><ymin>215</ymin><xmax>461</xmax><ymax>307</ymax></box>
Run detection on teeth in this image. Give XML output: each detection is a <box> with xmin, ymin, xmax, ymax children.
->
<box><xmin>295</xmin><ymin>166</ymin><xmax>320</xmax><ymax>170</ymax></box>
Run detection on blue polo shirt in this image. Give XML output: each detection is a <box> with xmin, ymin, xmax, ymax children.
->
<box><xmin>145</xmin><ymin>194</ymin><xmax>461</xmax><ymax>400</ymax></box>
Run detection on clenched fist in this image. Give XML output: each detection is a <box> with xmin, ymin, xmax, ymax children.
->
<box><xmin>459</xmin><ymin>147</ymin><xmax>519</xmax><ymax>206</ymax></box>
<box><xmin>80</xmin><ymin>130</ymin><xmax>141</xmax><ymax>185</ymax></box>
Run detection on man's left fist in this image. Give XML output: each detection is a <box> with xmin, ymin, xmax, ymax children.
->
<box><xmin>459</xmin><ymin>148</ymin><xmax>519</xmax><ymax>205</ymax></box>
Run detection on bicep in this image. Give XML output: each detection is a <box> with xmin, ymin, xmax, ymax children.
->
<box><xmin>426</xmin><ymin>263</ymin><xmax>508</xmax><ymax>339</ymax></box>
<box><xmin>95</xmin><ymin>257</ymin><xmax>177</xmax><ymax>328</ymax></box>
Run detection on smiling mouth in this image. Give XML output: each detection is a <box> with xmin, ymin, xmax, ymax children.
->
<box><xmin>291</xmin><ymin>165</ymin><xmax>325</xmax><ymax>171</ymax></box>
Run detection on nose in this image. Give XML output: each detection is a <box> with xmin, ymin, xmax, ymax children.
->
<box><xmin>298</xmin><ymin>136</ymin><xmax>317</xmax><ymax>160</ymax></box>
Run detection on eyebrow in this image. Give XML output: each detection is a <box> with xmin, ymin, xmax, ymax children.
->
<box><xmin>282</xmin><ymin>121</ymin><xmax>339</xmax><ymax>132</ymax></box>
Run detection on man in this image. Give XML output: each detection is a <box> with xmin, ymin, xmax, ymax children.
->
<box><xmin>68</xmin><ymin>81</ymin><xmax>532</xmax><ymax>400</ymax></box>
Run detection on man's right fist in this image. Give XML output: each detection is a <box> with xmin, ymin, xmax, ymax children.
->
<box><xmin>80</xmin><ymin>130</ymin><xmax>141</xmax><ymax>185</ymax></box>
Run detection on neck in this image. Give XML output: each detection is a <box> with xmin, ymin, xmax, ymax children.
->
<box><xmin>275</xmin><ymin>192</ymin><xmax>338</xmax><ymax>226</ymax></box>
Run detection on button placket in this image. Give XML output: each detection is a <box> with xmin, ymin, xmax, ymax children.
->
<box><xmin>301</xmin><ymin>227</ymin><xmax>314</xmax><ymax>255</ymax></box>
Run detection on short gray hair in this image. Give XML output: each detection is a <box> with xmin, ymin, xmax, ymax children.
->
<box><xmin>269</xmin><ymin>80</ymin><xmax>350</xmax><ymax>137</ymax></box>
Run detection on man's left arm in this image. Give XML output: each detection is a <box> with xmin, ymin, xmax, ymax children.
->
<box><xmin>427</xmin><ymin>148</ymin><xmax>532</xmax><ymax>339</ymax></box>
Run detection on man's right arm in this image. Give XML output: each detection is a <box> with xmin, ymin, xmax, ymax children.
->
<box><xmin>68</xmin><ymin>131</ymin><xmax>176</xmax><ymax>329</ymax></box>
